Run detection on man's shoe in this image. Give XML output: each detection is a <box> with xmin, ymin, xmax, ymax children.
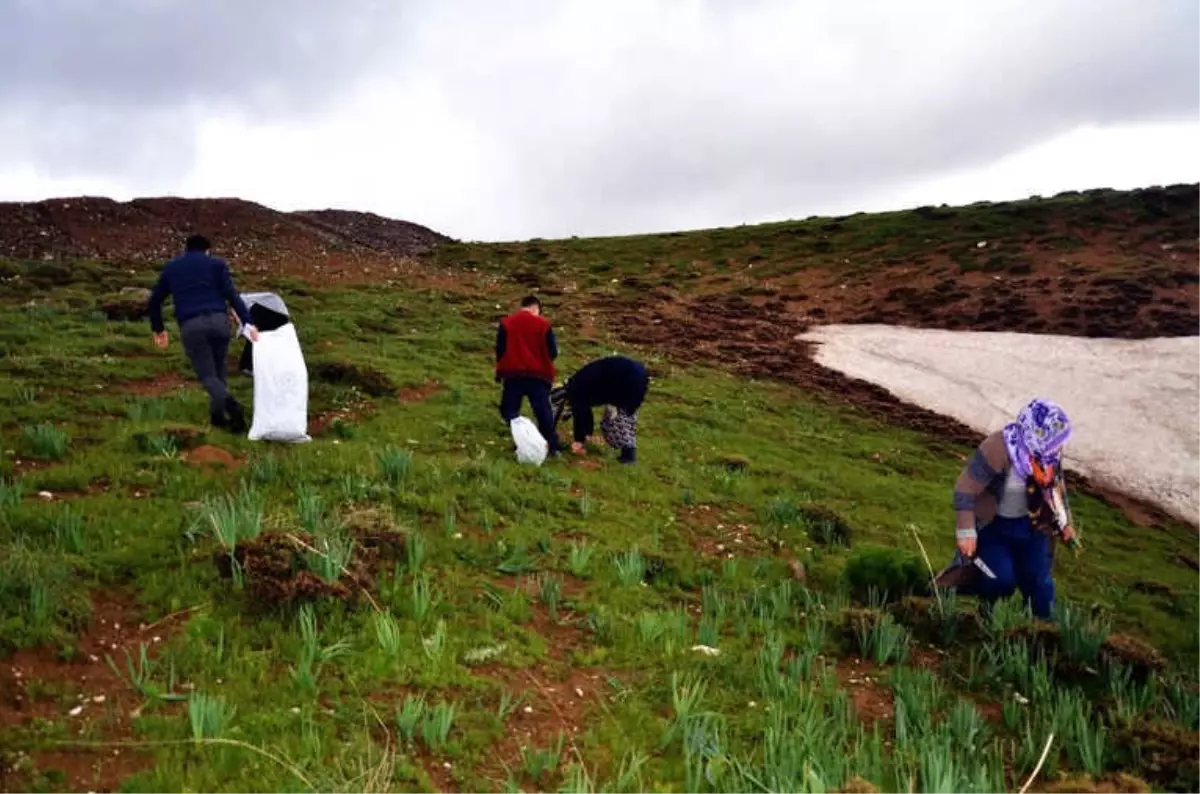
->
<box><xmin>225</xmin><ymin>397</ymin><xmax>248</xmax><ymax>433</ymax></box>
<box><xmin>618</xmin><ymin>447</ymin><xmax>637</xmax><ymax>465</ymax></box>
<box><xmin>210</xmin><ymin>410</ymin><xmax>230</xmax><ymax>429</ymax></box>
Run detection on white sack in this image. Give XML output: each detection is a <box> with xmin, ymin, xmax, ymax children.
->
<box><xmin>248</xmin><ymin>324</ymin><xmax>311</xmax><ymax>444</ymax></box>
<box><xmin>511</xmin><ymin>416</ymin><xmax>548</xmax><ymax>465</ymax></box>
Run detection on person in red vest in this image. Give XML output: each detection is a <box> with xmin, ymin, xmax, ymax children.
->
<box><xmin>495</xmin><ymin>295</ymin><xmax>562</xmax><ymax>454</ymax></box>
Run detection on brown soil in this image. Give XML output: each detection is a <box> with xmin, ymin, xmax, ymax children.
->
<box><xmin>0</xmin><ymin>591</ymin><xmax>188</xmax><ymax>793</ymax></box>
<box><xmin>0</xmin><ymin>196</ymin><xmax>450</xmax><ymax>288</ymax></box>
<box><xmin>834</xmin><ymin>657</ymin><xmax>894</xmax><ymax>724</ymax></box>
<box><xmin>115</xmin><ymin>372</ymin><xmax>188</xmax><ymax>397</ymax></box>
<box><xmin>182</xmin><ymin>444</ymin><xmax>239</xmax><ymax>471</ymax></box>
<box><xmin>396</xmin><ymin>379</ymin><xmax>444</xmax><ymax>403</ymax></box>
<box><xmin>213</xmin><ymin>526</ymin><xmax>407</xmax><ymax>606</ymax></box>
<box><xmin>675</xmin><ymin>504</ymin><xmax>773</xmax><ymax>559</ymax></box>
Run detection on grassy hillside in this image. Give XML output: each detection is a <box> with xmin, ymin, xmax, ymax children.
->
<box><xmin>1</xmin><ymin>226</ymin><xmax>1197</xmax><ymax>793</ymax></box>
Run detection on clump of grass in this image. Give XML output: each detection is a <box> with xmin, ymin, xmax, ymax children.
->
<box><xmin>854</xmin><ymin>612</ymin><xmax>910</xmax><ymax>664</ymax></box>
<box><xmin>0</xmin><ymin>479</ymin><xmax>23</xmax><ymax>519</ymax></box>
<box><xmin>568</xmin><ymin>540</ymin><xmax>593</xmax><ymax>578</ymax></box>
<box><xmin>305</xmin><ymin>529</ymin><xmax>354</xmax><ymax>584</ymax></box>
<box><xmin>578</xmin><ymin>491</ymin><xmax>593</xmax><ymax>518</ymax></box>
<box><xmin>125</xmin><ymin>398</ymin><xmax>167</xmax><ymax>423</ymax></box>
<box><xmin>409</xmin><ymin>573</ymin><xmax>440</xmax><ymax>623</ymax></box>
<box><xmin>143</xmin><ymin>433</ymin><xmax>180</xmax><ymax>458</ymax></box>
<box><xmin>1058</xmin><ymin>602</ymin><xmax>1111</xmax><ymax>665</ymax></box>
<box><xmin>536</xmin><ymin>572</ymin><xmax>563</xmax><ymax>620</ymax></box>
<box><xmin>521</xmin><ymin>732</ymin><xmax>564</xmax><ymax>786</ymax></box>
<box><xmin>188</xmin><ymin>692</ymin><xmax>235</xmax><ymax>740</ymax></box>
<box><xmin>420</xmin><ymin>700</ymin><xmax>457</xmax><ymax>751</ymax></box>
<box><xmin>396</xmin><ymin>694</ymin><xmax>426</xmax><ymax>744</ymax></box>
<box><xmin>248</xmin><ymin>454</ymin><xmax>283</xmax><ymax>484</ymax></box>
<box><xmin>290</xmin><ymin>604</ymin><xmax>351</xmax><ymax>693</ymax></box>
<box><xmin>50</xmin><ymin>505</ymin><xmax>86</xmax><ymax>554</ymax></box>
<box><xmin>377</xmin><ymin>446</ymin><xmax>413</xmax><ymax>487</ymax></box>
<box><xmin>614</xmin><ymin>550</ymin><xmax>646</xmax><ymax>586</ymax></box>
<box><xmin>23</xmin><ymin>423</ymin><xmax>69</xmax><ymax>460</ymax></box>
<box><xmin>406</xmin><ymin>532</ymin><xmax>427</xmax><ymax>574</ymax></box>
<box><xmin>204</xmin><ymin>484</ymin><xmax>264</xmax><ymax>551</ymax></box>
<box><xmin>374</xmin><ymin>611</ymin><xmax>402</xmax><ymax>659</ymax></box>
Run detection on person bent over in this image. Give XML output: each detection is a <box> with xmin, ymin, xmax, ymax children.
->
<box><xmin>551</xmin><ymin>355</ymin><xmax>648</xmax><ymax>464</ymax></box>
<box><xmin>945</xmin><ymin>397</ymin><xmax>1078</xmax><ymax>619</ymax></box>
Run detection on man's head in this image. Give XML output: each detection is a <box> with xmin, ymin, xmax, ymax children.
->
<box><xmin>519</xmin><ymin>295</ymin><xmax>542</xmax><ymax>316</ymax></box>
<box><xmin>185</xmin><ymin>234</ymin><xmax>211</xmax><ymax>253</ymax></box>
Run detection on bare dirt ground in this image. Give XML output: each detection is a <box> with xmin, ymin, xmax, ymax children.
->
<box><xmin>800</xmin><ymin>325</ymin><xmax>1199</xmax><ymax>524</ymax></box>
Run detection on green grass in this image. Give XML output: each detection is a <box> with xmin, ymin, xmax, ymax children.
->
<box><xmin>0</xmin><ymin>211</ymin><xmax>1196</xmax><ymax>791</ymax></box>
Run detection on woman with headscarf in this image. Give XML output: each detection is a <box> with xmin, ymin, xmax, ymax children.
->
<box><xmin>550</xmin><ymin>355</ymin><xmax>648</xmax><ymax>464</ymax></box>
<box><xmin>941</xmin><ymin>397</ymin><xmax>1078</xmax><ymax>619</ymax></box>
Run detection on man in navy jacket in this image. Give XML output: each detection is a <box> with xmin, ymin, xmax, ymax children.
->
<box><xmin>147</xmin><ymin>235</ymin><xmax>259</xmax><ymax>431</ymax></box>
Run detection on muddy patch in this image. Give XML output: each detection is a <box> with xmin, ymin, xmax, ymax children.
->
<box><xmin>0</xmin><ymin>590</ymin><xmax>189</xmax><ymax>793</ymax></box>
<box><xmin>311</xmin><ymin>361</ymin><xmax>396</xmax><ymax>397</ymax></box>
<box><xmin>116</xmin><ymin>372</ymin><xmax>189</xmax><ymax>397</ymax></box>
<box><xmin>396</xmin><ymin>379</ymin><xmax>444</xmax><ymax>403</ymax></box>
<box><xmin>182</xmin><ymin>444</ymin><xmax>240</xmax><ymax>471</ymax></box>
<box><xmin>213</xmin><ymin>527</ymin><xmax>406</xmax><ymax>606</ymax></box>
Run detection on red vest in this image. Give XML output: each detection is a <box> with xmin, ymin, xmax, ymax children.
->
<box><xmin>497</xmin><ymin>311</ymin><xmax>556</xmax><ymax>382</ymax></box>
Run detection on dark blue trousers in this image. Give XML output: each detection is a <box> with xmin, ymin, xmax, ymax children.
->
<box><xmin>967</xmin><ymin>514</ymin><xmax>1056</xmax><ymax>619</ymax></box>
<box><xmin>499</xmin><ymin>377</ymin><xmax>561</xmax><ymax>452</ymax></box>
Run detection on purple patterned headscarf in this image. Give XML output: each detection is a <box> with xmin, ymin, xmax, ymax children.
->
<box><xmin>1003</xmin><ymin>398</ymin><xmax>1072</xmax><ymax>479</ymax></box>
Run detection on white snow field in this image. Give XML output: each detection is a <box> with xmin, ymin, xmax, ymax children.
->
<box><xmin>798</xmin><ymin>325</ymin><xmax>1199</xmax><ymax>525</ymax></box>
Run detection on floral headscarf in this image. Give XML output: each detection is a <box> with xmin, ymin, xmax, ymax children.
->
<box><xmin>1003</xmin><ymin>398</ymin><xmax>1071</xmax><ymax>482</ymax></box>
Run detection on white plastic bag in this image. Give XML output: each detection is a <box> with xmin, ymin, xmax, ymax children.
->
<box><xmin>248</xmin><ymin>324</ymin><xmax>312</xmax><ymax>443</ymax></box>
<box><xmin>510</xmin><ymin>417</ymin><xmax>548</xmax><ymax>465</ymax></box>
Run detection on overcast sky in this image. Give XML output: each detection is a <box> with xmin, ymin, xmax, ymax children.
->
<box><xmin>1</xmin><ymin>0</ymin><xmax>1196</xmax><ymax>241</ymax></box>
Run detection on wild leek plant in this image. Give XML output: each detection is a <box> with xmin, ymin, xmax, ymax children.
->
<box><xmin>422</xmin><ymin>618</ymin><xmax>448</xmax><ymax>662</ymax></box>
<box><xmin>305</xmin><ymin>529</ymin><xmax>354</xmax><ymax>584</ymax></box>
<box><xmin>291</xmin><ymin>604</ymin><xmax>351</xmax><ymax>693</ymax></box>
<box><xmin>521</xmin><ymin>732</ymin><xmax>564</xmax><ymax>786</ymax></box>
<box><xmin>1106</xmin><ymin>662</ymin><xmax>1157</xmax><ymax>724</ymax></box>
<box><xmin>536</xmin><ymin>572</ymin><xmax>562</xmax><ymax>620</ymax></box>
<box><xmin>409</xmin><ymin>573</ymin><xmax>440</xmax><ymax>623</ymax></box>
<box><xmin>377</xmin><ymin>446</ymin><xmax>413</xmax><ymax>488</ymax></box>
<box><xmin>614</xmin><ymin>550</ymin><xmax>646</xmax><ymax>586</ymax></box>
<box><xmin>203</xmin><ymin>485</ymin><xmax>264</xmax><ymax>588</ymax></box>
<box><xmin>1058</xmin><ymin>602</ymin><xmax>1111</xmax><ymax>665</ymax></box>
<box><xmin>568</xmin><ymin>540</ymin><xmax>594</xmax><ymax>578</ymax></box>
<box><xmin>188</xmin><ymin>692</ymin><xmax>235</xmax><ymax>740</ymax></box>
<box><xmin>854</xmin><ymin>612</ymin><xmax>910</xmax><ymax>664</ymax></box>
<box><xmin>406</xmin><ymin>531</ymin><xmax>427</xmax><ymax>574</ymax></box>
<box><xmin>295</xmin><ymin>483</ymin><xmax>325</xmax><ymax>534</ymax></box>
<box><xmin>395</xmin><ymin>694</ymin><xmax>426</xmax><ymax>744</ymax></box>
<box><xmin>23</xmin><ymin>423</ymin><xmax>69</xmax><ymax>460</ymax></box>
<box><xmin>374</xmin><ymin>611</ymin><xmax>403</xmax><ymax>659</ymax></box>
<box><xmin>663</xmin><ymin>671</ymin><xmax>708</xmax><ymax>747</ymax></box>
<box><xmin>0</xmin><ymin>478</ymin><xmax>22</xmax><ymax>517</ymax></box>
<box><xmin>51</xmin><ymin>506</ymin><xmax>86</xmax><ymax>554</ymax></box>
<box><xmin>420</xmin><ymin>699</ymin><xmax>457</xmax><ymax>751</ymax></box>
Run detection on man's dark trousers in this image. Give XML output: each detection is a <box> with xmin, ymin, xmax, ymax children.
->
<box><xmin>180</xmin><ymin>312</ymin><xmax>233</xmax><ymax>418</ymax></box>
<box><xmin>500</xmin><ymin>377</ymin><xmax>561</xmax><ymax>452</ymax></box>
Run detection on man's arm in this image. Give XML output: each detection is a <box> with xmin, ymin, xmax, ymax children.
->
<box><xmin>546</xmin><ymin>327</ymin><xmax>558</xmax><ymax>360</ymax></box>
<box><xmin>216</xmin><ymin>260</ymin><xmax>251</xmax><ymax>325</ymax></box>
<box><xmin>495</xmin><ymin>324</ymin><xmax>507</xmax><ymax>362</ymax></box>
<box><xmin>147</xmin><ymin>271</ymin><xmax>170</xmax><ymax>334</ymax></box>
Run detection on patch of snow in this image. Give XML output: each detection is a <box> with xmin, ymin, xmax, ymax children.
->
<box><xmin>799</xmin><ymin>325</ymin><xmax>1199</xmax><ymax>523</ymax></box>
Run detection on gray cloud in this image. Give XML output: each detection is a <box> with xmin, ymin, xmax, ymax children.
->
<box><xmin>0</xmin><ymin>0</ymin><xmax>413</xmax><ymax>180</ymax></box>
<box><xmin>0</xmin><ymin>0</ymin><xmax>1196</xmax><ymax>238</ymax></box>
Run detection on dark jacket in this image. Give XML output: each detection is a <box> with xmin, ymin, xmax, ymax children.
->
<box><xmin>147</xmin><ymin>251</ymin><xmax>251</xmax><ymax>333</ymax></box>
<box><xmin>563</xmin><ymin>356</ymin><xmax>648</xmax><ymax>443</ymax></box>
<box><xmin>495</xmin><ymin>311</ymin><xmax>558</xmax><ymax>382</ymax></box>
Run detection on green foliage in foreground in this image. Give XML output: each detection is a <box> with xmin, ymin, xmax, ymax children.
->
<box><xmin>0</xmin><ymin>272</ymin><xmax>1195</xmax><ymax>792</ymax></box>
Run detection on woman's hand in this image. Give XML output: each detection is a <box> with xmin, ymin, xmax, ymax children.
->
<box><xmin>957</xmin><ymin>536</ymin><xmax>977</xmax><ymax>558</ymax></box>
<box><xmin>1061</xmin><ymin>525</ymin><xmax>1076</xmax><ymax>543</ymax></box>
<box><xmin>570</xmin><ymin>441</ymin><xmax>586</xmax><ymax>456</ymax></box>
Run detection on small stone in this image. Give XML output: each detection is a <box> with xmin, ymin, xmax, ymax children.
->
<box><xmin>453</xmin><ymin>532</ymin><xmax>463</xmax><ymax>540</ymax></box>
<box><xmin>92</xmin><ymin>695</ymin><xmax>106</xmax><ymax>704</ymax></box>
<box><xmin>443</xmin><ymin>762</ymin><xmax>452</xmax><ymax>770</ymax></box>
<box><xmin>575</xmin><ymin>687</ymin><xmax>584</xmax><ymax>697</ymax></box>
<box><xmin>523</xmin><ymin>705</ymin><xmax>533</xmax><ymax>714</ymax></box>
<box><xmin>977</xmin><ymin>241</ymin><xmax>988</xmax><ymax>248</ymax></box>
<box><xmin>748</xmin><ymin>701</ymin><xmax>757</xmax><ymax>708</ymax></box>
<box><xmin>692</xmin><ymin>645</ymin><xmax>721</xmax><ymax>657</ymax></box>
<box><xmin>68</xmin><ymin>705</ymin><xmax>84</xmax><ymax>717</ymax></box>
<box><xmin>291</xmin><ymin>707</ymin><xmax>301</xmax><ymax>714</ymax></box>
<box><xmin>38</xmin><ymin>491</ymin><xmax>54</xmax><ymax>501</ymax></box>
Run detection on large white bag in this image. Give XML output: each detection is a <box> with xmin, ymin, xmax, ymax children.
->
<box><xmin>248</xmin><ymin>324</ymin><xmax>311</xmax><ymax>443</ymax></box>
<box><xmin>511</xmin><ymin>417</ymin><xmax>548</xmax><ymax>465</ymax></box>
